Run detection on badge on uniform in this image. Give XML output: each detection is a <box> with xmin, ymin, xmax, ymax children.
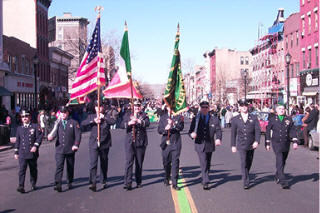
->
<box><xmin>30</xmin><ymin>129</ymin><xmax>35</xmax><ymax>134</ymax></box>
<box><xmin>70</xmin><ymin>124</ymin><xmax>73</xmax><ymax>128</ymax></box>
<box><xmin>249</xmin><ymin>120</ymin><xmax>253</xmax><ymax>122</ymax></box>
<box><xmin>285</xmin><ymin>120</ymin><xmax>290</xmax><ymax>125</ymax></box>
<box><xmin>211</xmin><ymin>124</ymin><xmax>215</xmax><ymax>127</ymax></box>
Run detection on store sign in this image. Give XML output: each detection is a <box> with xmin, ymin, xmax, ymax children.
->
<box><xmin>306</xmin><ymin>74</ymin><xmax>312</xmax><ymax>86</ymax></box>
<box><xmin>290</xmin><ymin>78</ymin><xmax>298</xmax><ymax>96</ymax></box>
<box><xmin>17</xmin><ymin>82</ymin><xmax>33</xmax><ymax>88</ymax></box>
<box><xmin>312</xmin><ymin>78</ymin><xmax>318</xmax><ymax>86</ymax></box>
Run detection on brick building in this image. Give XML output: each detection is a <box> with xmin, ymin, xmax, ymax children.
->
<box><xmin>299</xmin><ymin>0</ymin><xmax>319</xmax><ymax>105</ymax></box>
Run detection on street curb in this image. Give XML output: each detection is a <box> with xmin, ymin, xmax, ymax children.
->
<box><xmin>0</xmin><ymin>143</ymin><xmax>14</xmax><ymax>152</ymax></box>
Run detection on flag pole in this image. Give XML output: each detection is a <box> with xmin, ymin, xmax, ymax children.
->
<box><xmin>95</xmin><ymin>6</ymin><xmax>104</xmax><ymax>147</ymax></box>
<box><xmin>125</xmin><ymin>21</ymin><xmax>136</xmax><ymax>142</ymax></box>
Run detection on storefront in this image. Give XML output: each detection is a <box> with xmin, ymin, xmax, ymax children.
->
<box><xmin>3</xmin><ymin>74</ymin><xmax>37</xmax><ymax>110</ymax></box>
<box><xmin>300</xmin><ymin>69</ymin><xmax>319</xmax><ymax>105</ymax></box>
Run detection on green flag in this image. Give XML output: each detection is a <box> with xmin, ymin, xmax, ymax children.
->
<box><xmin>120</xmin><ymin>22</ymin><xmax>132</xmax><ymax>79</ymax></box>
<box><xmin>163</xmin><ymin>25</ymin><xmax>188</xmax><ymax>115</ymax></box>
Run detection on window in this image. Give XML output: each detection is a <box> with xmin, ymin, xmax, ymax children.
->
<box><xmin>296</xmin><ymin>31</ymin><xmax>299</xmax><ymax>45</ymax></box>
<box><xmin>308</xmin><ymin>14</ymin><xmax>311</xmax><ymax>34</ymax></box>
<box><xmin>245</xmin><ymin>56</ymin><xmax>249</xmax><ymax>65</ymax></box>
<box><xmin>21</xmin><ymin>56</ymin><xmax>25</xmax><ymax>74</ymax></box>
<box><xmin>13</xmin><ymin>56</ymin><xmax>18</xmax><ymax>73</ymax></box>
<box><xmin>316</xmin><ymin>47</ymin><xmax>319</xmax><ymax>66</ymax></box>
<box><xmin>285</xmin><ymin>36</ymin><xmax>288</xmax><ymax>49</ymax></box>
<box><xmin>291</xmin><ymin>34</ymin><xmax>293</xmax><ymax>48</ymax></box>
<box><xmin>302</xmin><ymin>18</ymin><xmax>305</xmax><ymax>35</ymax></box>
<box><xmin>26</xmin><ymin>60</ymin><xmax>30</xmax><ymax>75</ymax></box>
<box><xmin>240</xmin><ymin>56</ymin><xmax>244</xmax><ymax>65</ymax></box>
<box><xmin>7</xmin><ymin>55</ymin><xmax>12</xmax><ymax>71</ymax></box>
<box><xmin>315</xmin><ymin>11</ymin><xmax>318</xmax><ymax>31</ymax></box>
<box><xmin>290</xmin><ymin>64</ymin><xmax>294</xmax><ymax>78</ymax></box>
<box><xmin>308</xmin><ymin>48</ymin><xmax>312</xmax><ymax>67</ymax></box>
<box><xmin>296</xmin><ymin>62</ymin><xmax>300</xmax><ymax>76</ymax></box>
<box><xmin>303</xmin><ymin>51</ymin><xmax>306</xmax><ymax>68</ymax></box>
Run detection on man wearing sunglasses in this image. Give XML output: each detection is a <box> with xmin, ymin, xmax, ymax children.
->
<box><xmin>48</xmin><ymin>105</ymin><xmax>81</xmax><ymax>192</ymax></box>
<box><xmin>189</xmin><ymin>100</ymin><xmax>222</xmax><ymax>190</ymax></box>
<box><xmin>14</xmin><ymin>110</ymin><xmax>43</xmax><ymax>193</ymax></box>
<box><xmin>231</xmin><ymin>99</ymin><xmax>261</xmax><ymax>190</ymax></box>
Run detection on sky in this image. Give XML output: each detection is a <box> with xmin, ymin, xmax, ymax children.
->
<box><xmin>48</xmin><ymin>0</ymin><xmax>299</xmax><ymax>84</ymax></box>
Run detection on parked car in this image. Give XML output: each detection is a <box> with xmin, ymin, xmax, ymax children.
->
<box><xmin>308</xmin><ymin>120</ymin><xmax>319</xmax><ymax>150</ymax></box>
<box><xmin>251</xmin><ymin>111</ymin><xmax>269</xmax><ymax>134</ymax></box>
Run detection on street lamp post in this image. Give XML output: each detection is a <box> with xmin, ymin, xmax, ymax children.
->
<box><xmin>242</xmin><ymin>69</ymin><xmax>248</xmax><ymax>100</ymax></box>
<box><xmin>33</xmin><ymin>54</ymin><xmax>39</xmax><ymax>110</ymax></box>
<box><xmin>285</xmin><ymin>52</ymin><xmax>292</xmax><ymax>110</ymax></box>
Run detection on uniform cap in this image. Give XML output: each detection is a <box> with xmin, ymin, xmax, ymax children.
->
<box><xmin>238</xmin><ymin>98</ymin><xmax>249</xmax><ymax>106</ymax></box>
<box><xmin>20</xmin><ymin>110</ymin><xmax>30</xmax><ymax>116</ymax></box>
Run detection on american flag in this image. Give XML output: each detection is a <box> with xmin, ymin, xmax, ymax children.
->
<box><xmin>69</xmin><ymin>17</ymin><xmax>105</xmax><ymax>103</ymax></box>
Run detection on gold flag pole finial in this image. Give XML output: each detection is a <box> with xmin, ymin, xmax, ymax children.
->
<box><xmin>95</xmin><ymin>6</ymin><xmax>104</xmax><ymax>18</ymax></box>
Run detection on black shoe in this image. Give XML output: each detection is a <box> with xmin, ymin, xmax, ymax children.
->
<box><xmin>203</xmin><ymin>184</ymin><xmax>209</xmax><ymax>190</ymax></box>
<box><xmin>172</xmin><ymin>185</ymin><xmax>180</xmax><ymax>191</ymax></box>
<box><xmin>243</xmin><ymin>184</ymin><xmax>250</xmax><ymax>190</ymax></box>
<box><xmin>89</xmin><ymin>184</ymin><xmax>96</xmax><ymax>192</ymax></box>
<box><xmin>136</xmin><ymin>184</ymin><xmax>142</xmax><ymax>188</ymax></box>
<box><xmin>281</xmin><ymin>182</ymin><xmax>290</xmax><ymax>189</ymax></box>
<box><xmin>68</xmin><ymin>183</ymin><xmax>73</xmax><ymax>190</ymax></box>
<box><xmin>123</xmin><ymin>185</ymin><xmax>132</xmax><ymax>191</ymax></box>
<box><xmin>164</xmin><ymin>179</ymin><xmax>170</xmax><ymax>186</ymax></box>
<box><xmin>17</xmin><ymin>186</ymin><xmax>25</xmax><ymax>193</ymax></box>
<box><xmin>31</xmin><ymin>185</ymin><xmax>37</xmax><ymax>191</ymax></box>
<box><xmin>54</xmin><ymin>185</ymin><xmax>62</xmax><ymax>192</ymax></box>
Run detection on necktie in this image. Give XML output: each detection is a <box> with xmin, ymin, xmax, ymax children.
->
<box><xmin>62</xmin><ymin>120</ymin><xmax>66</xmax><ymax>129</ymax></box>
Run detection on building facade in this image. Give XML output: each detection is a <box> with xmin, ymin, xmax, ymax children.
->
<box><xmin>207</xmin><ymin>48</ymin><xmax>251</xmax><ymax>104</ymax></box>
<box><xmin>299</xmin><ymin>0</ymin><xmax>319</xmax><ymax>105</ymax></box>
<box><xmin>49</xmin><ymin>47</ymin><xmax>73</xmax><ymax>107</ymax></box>
<box><xmin>284</xmin><ymin>13</ymin><xmax>301</xmax><ymax>105</ymax></box>
<box><xmin>3</xmin><ymin>35</ymin><xmax>37</xmax><ymax>110</ymax></box>
<box><xmin>48</xmin><ymin>12</ymin><xmax>89</xmax><ymax>91</ymax></box>
<box><xmin>0</xmin><ymin>0</ymin><xmax>9</xmax><ymax>89</ymax></box>
<box><xmin>3</xmin><ymin>0</ymin><xmax>52</xmax><ymax>109</ymax></box>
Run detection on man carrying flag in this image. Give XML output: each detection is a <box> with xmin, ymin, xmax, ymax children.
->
<box><xmin>158</xmin><ymin>24</ymin><xmax>187</xmax><ymax>190</ymax></box>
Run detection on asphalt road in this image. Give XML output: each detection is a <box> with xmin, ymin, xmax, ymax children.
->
<box><xmin>0</xmin><ymin>120</ymin><xmax>318</xmax><ymax>213</ymax></box>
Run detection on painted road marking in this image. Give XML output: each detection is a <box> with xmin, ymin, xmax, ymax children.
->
<box><xmin>170</xmin><ymin>170</ymin><xmax>198</xmax><ymax>213</ymax></box>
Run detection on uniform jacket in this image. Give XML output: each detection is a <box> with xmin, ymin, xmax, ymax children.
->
<box><xmin>81</xmin><ymin>112</ymin><xmax>116</xmax><ymax>149</ymax></box>
<box><xmin>231</xmin><ymin>113</ymin><xmax>261</xmax><ymax>151</ymax></box>
<box><xmin>14</xmin><ymin>123</ymin><xmax>43</xmax><ymax>159</ymax></box>
<box><xmin>266</xmin><ymin>115</ymin><xmax>297</xmax><ymax>152</ymax></box>
<box><xmin>120</xmin><ymin>110</ymin><xmax>150</xmax><ymax>147</ymax></box>
<box><xmin>189</xmin><ymin>113</ymin><xmax>222</xmax><ymax>153</ymax></box>
<box><xmin>158</xmin><ymin>113</ymin><xmax>184</xmax><ymax>150</ymax></box>
<box><xmin>51</xmin><ymin>118</ymin><xmax>81</xmax><ymax>154</ymax></box>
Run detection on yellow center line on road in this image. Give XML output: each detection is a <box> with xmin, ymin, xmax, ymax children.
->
<box><xmin>170</xmin><ymin>170</ymin><xmax>198</xmax><ymax>213</ymax></box>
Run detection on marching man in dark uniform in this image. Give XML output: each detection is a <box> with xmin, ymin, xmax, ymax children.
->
<box><xmin>158</xmin><ymin>106</ymin><xmax>184</xmax><ymax>190</ymax></box>
<box><xmin>189</xmin><ymin>100</ymin><xmax>222</xmax><ymax>190</ymax></box>
<box><xmin>265</xmin><ymin>103</ymin><xmax>298</xmax><ymax>189</ymax></box>
<box><xmin>231</xmin><ymin>99</ymin><xmax>261</xmax><ymax>189</ymax></box>
<box><xmin>48</xmin><ymin>106</ymin><xmax>81</xmax><ymax>192</ymax></box>
<box><xmin>14</xmin><ymin>110</ymin><xmax>43</xmax><ymax>193</ymax></box>
<box><xmin>82</xmin><ymin>101</ymin><xmax>117</xmax><ymax>192</ymax></box>
<box><xmin>120</xmin><ymin>100</ymin><xmax>150</xmax><ymax>190</ymax></box>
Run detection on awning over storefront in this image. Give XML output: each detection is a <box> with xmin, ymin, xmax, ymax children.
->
<box><xmin>0</xmin><ymin>86</ymin><xmax>13</xmax><ymax>96</ymax></box>
<box><xmin>302</xmin><ymin>87</ymin><xmax>319</xmax><ymax>96</ymax></box>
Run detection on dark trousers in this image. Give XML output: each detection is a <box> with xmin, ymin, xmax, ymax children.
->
<box><xmin>239</xmin><ymin>149</ymin><xmax>254</xmax><ymax>186</ymax></box>
<box><xmin>18</xmin><ymin>157</ymin><xmax>38</xmax><ymax>187</ymax></box>
<box><xmin>274</xmin><ymin>151</ymin><xmax>289</xmax><ymax>184</ymax></box>
<box><xmin>196</xmin><ymin>151</ymin><xmax>212</xmax><ymax>185</ymax></box>
<box><xmin>89</xmin><ymin>148</ymin><xmax>109</xmax><ymax>184</ymax></box>
<box><xmin>124</xmin><ymin>144</ymin><xmax>146</xmax><ymax>186</ymax></box>
<box><xmin>162</xmin><ymin>145</ymin><xmax>181</xmax><ymax>186</ymax></box>
<box><xmin>55</xmin><ymin>153</ymin><xmax>75</xmax><ymax>185</ymax></box>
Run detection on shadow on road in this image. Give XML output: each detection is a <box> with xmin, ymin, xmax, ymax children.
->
<box><xmin>0</xmin><ymin>209</ymin><xmax>16</xmax><ymax>213</ymax></box>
